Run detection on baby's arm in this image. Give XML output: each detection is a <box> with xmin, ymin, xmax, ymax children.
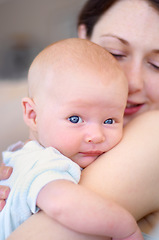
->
<box><xmin>37</xmin><ymin>179</ymin><xmax>143</xmax><ymax>240</ymax></box>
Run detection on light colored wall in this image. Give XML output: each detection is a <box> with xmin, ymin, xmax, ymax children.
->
<box><xmin>0</xmin><ymin>0</ymin><xmax>87</xmax><ymax>77</ymax></box>
<box><xmin>0</xmin><ymin>0</ymin><xmax>86</xmax><ymax>50</ymax></box>
<box><xmin>0</xmin><ymin>80</ymin><xmax>28</xmax><ymax>158</ymax></box>
<box><xmin>0</xmin><ymin>0</ymin><xmax>87</xmax><ymax>161</ymax></box>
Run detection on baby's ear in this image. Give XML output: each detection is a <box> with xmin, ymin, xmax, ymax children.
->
<box><xmin>22</xmin><ymin>97</ymin><xmax>37</xmax><ymax>131</ymax></box>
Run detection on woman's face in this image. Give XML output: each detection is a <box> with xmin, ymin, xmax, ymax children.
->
<box><xmin>79</xmin><ymin>0</ymin><xmax>159</xmax><ymax>125</ymax></box>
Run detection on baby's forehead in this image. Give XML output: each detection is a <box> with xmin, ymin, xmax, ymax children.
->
<box><xmin>28</xmin><ymin>38</ymin><xmax>126</xmax><ymax>96</ymax></box>
<box><xmin>36</xmin><ymin>38</ymin><xmax>117</xmax><ymax>67</ymax></box>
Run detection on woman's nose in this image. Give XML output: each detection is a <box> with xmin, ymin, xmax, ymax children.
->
<box><xmin>85</xmin><ymin>125</ymin><xmax>105</xmax><ymax>144</ymax></box>
<box><xmin>124</xmin><ymin>62</ymin><xmax>144</xmax><ymax>94</ymax></box>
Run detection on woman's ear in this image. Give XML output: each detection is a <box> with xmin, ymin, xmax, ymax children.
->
<box><xmin>22</xmin><ymin>97</ymin><xmax>37</xmax><ymax>131</ymax></box>
<box><xmin>78</xmin><ymin>24</ymin><xmax>88</xmax><ymax>39</ymax></box>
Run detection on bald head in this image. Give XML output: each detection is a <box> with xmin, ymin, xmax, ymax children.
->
<box><xmin>23</xmin><ymin>38</ymin><xmax>128</xmax><ymax>146</ymax></box>
<box><xmin>28</xmin><ymin>38</ymin><xmax>126</xmax><ymax>98</ymax></box>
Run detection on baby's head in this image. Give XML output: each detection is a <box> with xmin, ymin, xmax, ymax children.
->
<box><xmin>23</xmin><ymin>38</ymin><xmax>128</xmax><ymax>168</ymax></box>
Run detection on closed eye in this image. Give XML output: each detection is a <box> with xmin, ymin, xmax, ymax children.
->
<box><xmin>149</xmin><ymin>62</ymin><xmax>159</xmax><ymax>71</ymax></box>
<box><xmin>110</xmin><ymin>53</ymin><xmax>126</xmax><ymax>60</ymax></box>
<box><xmin>105</xmin><ymin>49</ymin><xmax>126</xmax><ymax>60</ymax></box>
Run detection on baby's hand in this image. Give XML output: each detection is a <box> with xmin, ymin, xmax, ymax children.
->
<box><xmin>113</xmin><ymin>227</ymin><xmax>143</xmax><ymax>240</ymax></box>
<box><xmin>0</xmin><ymin>185</ymin><xmax>10</xmax><ymax>211</ymax></box>
<box><xmin>0</xmin><ymin>165</ymin><xmax>12</xmax><ymax>180</ymax></box>
<box><xmin>0</xmin><ymin>165</ymin><xmax>12</xmax><ymax>211</ymax></box>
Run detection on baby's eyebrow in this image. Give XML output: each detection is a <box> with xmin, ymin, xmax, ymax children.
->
<box><xmin>68</xmin><ymin>100</ymin><xmax>93</xmax><ymax>107</ymax></box>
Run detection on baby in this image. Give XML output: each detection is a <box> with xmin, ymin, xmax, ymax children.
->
<box><xmin>0</xmin><ymin>38</ymin><xmax>143</xmax><ymax>240</ymax></box>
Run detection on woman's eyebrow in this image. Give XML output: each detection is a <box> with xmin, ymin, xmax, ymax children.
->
<box><xmin>101</xmin><ymin>34</ymin><xmax>129</xmax><ymax>46</ymax></box>
<box><xmin>153</xmin><ymin>49</ymin><xmax>159</xmax><ymax>54</ymax></box>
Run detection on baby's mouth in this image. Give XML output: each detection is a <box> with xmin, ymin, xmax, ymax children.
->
<box><xmin>80</xmin><ymin>151</ymin><xmax>104</xmax><ymax>156</ymax></box>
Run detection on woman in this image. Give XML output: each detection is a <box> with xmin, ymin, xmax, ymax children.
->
<box><xmin>1</xmin><ymin>0</ymin><xmax>159</xmax><ymax>239</ymax></box>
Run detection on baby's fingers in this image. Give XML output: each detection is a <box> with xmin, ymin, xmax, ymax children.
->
<box><xmin>0</xmin><ymin>165</ymin><xmax>13</xmax><ymax>180</ymax></box>
<box><xmin>113</xmin><ymin>227</ymin><xmax>144</xmax><ymax>240</ymax></box>
<box><xmin>0</xmin><ymin>186</ymin><xmax>10</xmax><ymax>211</ymax></box>
<box><xmin>0</xmin><ymin>199</ymin><xmax>6</xmax><ymax>211</ymax></box>
<box><xmin>0</xmin><ymin>185</ymin><xmax>10</xmax><ymax>199</ymax></box>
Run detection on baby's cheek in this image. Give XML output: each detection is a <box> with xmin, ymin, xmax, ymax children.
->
<box><xmin>110</xmin><ymin>129</ymin><xmax>123</xmax><ymax>149</ymax></box>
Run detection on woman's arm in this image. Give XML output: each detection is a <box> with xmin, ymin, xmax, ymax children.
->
<box><xmin>7</xmin><ymin>111</ymin><xmax>159</xmax><ymax>239</ymax></box>
<box><xmin>0</xmin><ymin>165</ymin><xmax>12</xmax><ymax>210</ymax></box>
<box><xmin>80</xmin><ymin>110</ymin><xmax>159</xmax><ymax>220</ymax></box>
<box><xmin>7</xmin><ymin>211</ymin><xmax>107</xmax><ymax>240</ymax></box>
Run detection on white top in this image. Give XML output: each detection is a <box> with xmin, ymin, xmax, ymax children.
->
<box><xmin>0</xmin><ymin>141</ymin><xmax>81</xmax><ymax>240</ymax></box>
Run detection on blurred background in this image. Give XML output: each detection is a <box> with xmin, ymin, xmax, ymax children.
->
<box><xmin>0</xmin><ymin>0</ymin><xmax>87</xmax><ymax>155</ymax></box>
<box><xmin>0</xmin><ymin>0</ymin><xmax>86</xmax><ymax>79</ymax></box>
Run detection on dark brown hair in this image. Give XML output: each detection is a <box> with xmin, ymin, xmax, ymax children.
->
<box><xmin>78</xmin><ymin>0</ymin><xmax>159</xmax><ymax>38</ymax></box>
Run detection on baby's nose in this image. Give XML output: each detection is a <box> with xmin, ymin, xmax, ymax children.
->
<box><xmin>85</xmin><ymin>126</ymin><xmax>105</xmax><ymax>144</ymax></box>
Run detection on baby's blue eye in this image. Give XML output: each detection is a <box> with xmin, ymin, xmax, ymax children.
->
<box><xmin>68</xmin><ymin>116</ymin><xmax>82</xmax><ymax>124</ymax></box>
<box><xmin>104</xmin><ymin>118</ymin><xmax>114</xmax><ymax>124</ymax></box>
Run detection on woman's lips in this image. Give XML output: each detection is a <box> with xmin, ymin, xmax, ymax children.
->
<box><xmin>124</xmin><ymin>103</ymin><xmax>144</xmax><ymax>115</ymax></box>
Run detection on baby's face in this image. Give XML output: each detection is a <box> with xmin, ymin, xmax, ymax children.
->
<box><xmin>34</xmin><ymin>59</ymin><xmax>127</xmax><ymax>168</ymax></box>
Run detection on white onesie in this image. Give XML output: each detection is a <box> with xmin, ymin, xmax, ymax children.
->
<box><xmin>0</xmin><ymin>140</ymin><xmax>81</xmax><ymax>240</ymax></box>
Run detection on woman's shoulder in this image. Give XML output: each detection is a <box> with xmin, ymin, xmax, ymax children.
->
<box><xmin>125</xmin><ymin>110</ymin><xmax>159</xmax><ymax>129</ymax></box>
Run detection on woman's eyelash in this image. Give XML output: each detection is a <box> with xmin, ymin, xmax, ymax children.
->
<box><xmin>150</xmin><ymin>63</ymin><xmax>159</xmax><ymax>70</ymax></box>
<box><xmin>111</xmin><ymin>53</ymin><xmax>125</xmax><ymax>58</ymax></box>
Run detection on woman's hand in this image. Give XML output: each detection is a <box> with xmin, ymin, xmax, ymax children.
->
<box><xmin>0</xmin><ymin>164</ymin><xmax>12</xmax><ymax>211</ymax></box>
